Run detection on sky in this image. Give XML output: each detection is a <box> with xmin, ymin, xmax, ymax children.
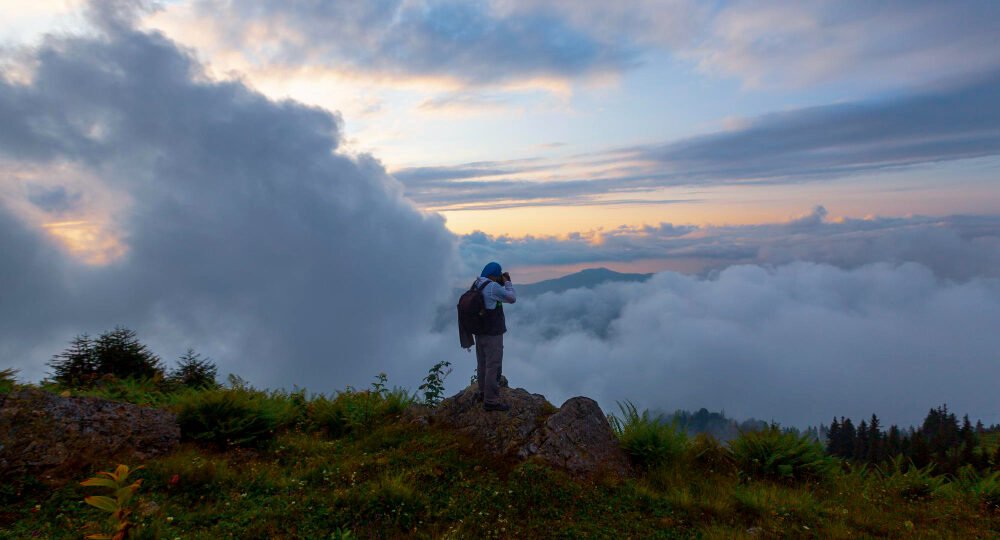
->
<box><xmin>1</xmin><ymin>0</ymin><xmax>998</xmax><ymax>427</ymax></box>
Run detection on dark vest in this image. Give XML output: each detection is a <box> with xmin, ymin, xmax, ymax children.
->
<box><xmin>481</xmin><ymin>300</ymin><xmax>507</xmax><ymax>336</ymax></box>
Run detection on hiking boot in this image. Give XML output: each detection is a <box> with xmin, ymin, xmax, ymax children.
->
<box><xmin>483</xmin><ymin>402</ymin><xmax>510</xmax><ymax>412</ymax></box>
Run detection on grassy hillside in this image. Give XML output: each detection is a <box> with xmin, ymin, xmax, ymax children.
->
<box><xmin>1</xmin><ymin>375</ymin><xmax>998</xmax><ymax>539</ymax></box>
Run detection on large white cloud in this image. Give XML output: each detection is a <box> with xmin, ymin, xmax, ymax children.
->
<box><xmin>417</xmin><ymin>262</ymin><xmax>1000</xmax><ymax>428</ymax></box>
<box><xmin>0</xmin><ymin>2</ymin><xmax>457</xmax><ymax>388</ymax></box>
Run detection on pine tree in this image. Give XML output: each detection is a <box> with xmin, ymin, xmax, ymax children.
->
<box><xmin>960</xmin><ymin>415</ymin><xmax>977</xmax><ymax>468</ymax></box>
<box><xmin>827</xmin><ymin>418</ymin><xmax>841</xmax><ymax>455</ymax></box>
<box><xmin>854</xmin><ymin>420</ymin><xmax>869</xmax><ymax>461</ymax></box>
<box><xmin>170</xmin><ymin>349</ymin><xmax>219</xmax><ymax>389</ymax></box>
<box><xmin>841</xmin><ymin>418</ymin><xmax>857</xmax><ymax>459</ymax></box>
<box><xmin>887</xmin><ymin>425</ymin><xmax>902</xmax><ymax>458</ymax></box>
<box><xmin>911</xmin><ymin>430</ymin><xmax>931</xmax><ymax>468</ymax></box>
<box><xmin>49</xmin><ymin>333</ymin><xmax>98</xmax><ymax>387</ymax></box>
<box><xmin>866</xmin><ymin>414</ymin><xmax>883</xmax><ymax>464</ymax></box>
<box><xmin>93</xmin><ymin>326</ymin><xmax>163</xmax><ymax>380</ymax></box>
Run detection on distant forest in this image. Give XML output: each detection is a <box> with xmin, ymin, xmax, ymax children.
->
<box><xmin>668</xmin><ymin>406</ymin><xmax>1000</xmax><ymax>474</ymax></box>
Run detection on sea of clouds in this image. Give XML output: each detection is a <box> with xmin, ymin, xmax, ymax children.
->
<box><xmin>2</xmin><ymin>2</ymin><xmax>999</xmax><ymax>428</ymax></box>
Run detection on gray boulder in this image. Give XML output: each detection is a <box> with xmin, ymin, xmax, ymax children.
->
<box><xmin>430</xmin><ymin>385</ymin><xmax>631</xmax><ymax>478</ymax></box>
<box><xmin>0</xmin><ymin>389</ymin><xmax>179</xmax><ymax>485</ymax></box>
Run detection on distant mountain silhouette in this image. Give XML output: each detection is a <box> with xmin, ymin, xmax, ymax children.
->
<box><xmin>433</xmin><ymin>268</ymin><xmax>653</xmax><ymax>332</ymax></box>
<box><xmin>517</xmin><ymin>267</ymin><xmax>651</xmax><ymax>297</ymax></box>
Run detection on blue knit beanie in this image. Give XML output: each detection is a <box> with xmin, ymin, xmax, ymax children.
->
<box><xmin>481</xmin><ymin>261</ymin><xmax>502</xmax><ymax>278</ymax></box>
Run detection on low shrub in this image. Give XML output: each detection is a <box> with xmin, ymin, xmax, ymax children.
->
<box><xmin>728</xmin><ymin>425</ymin><xmax>835</xmax><ymax>483</ymax></box>
<box><xmin>942</xmin><ymin>464</ymin><xmax>999</xmax><ymax>510</ymax></box>
<box><xmin>176</xmin><ymin>386</ymin><xmax>290</xmax><ymax>448</ymax></box>
<box><xmin>687</xmin><ymin>433</ymin><xmax>735</xmax><ymax>475</ymax></box>
<box><xmin>876</xmin><ymin>456</ymin><xmax>947</xmax><ymax>502</ymax></box>
<box><xmin>609</xmin><ymin>401</ymin><xmax>688</xmax><ymax>470</ymax></box>
<box><xmin>969</xmin><ymin>471</ymin><xmax>1000</xmax><ymax>511</ymax></box>
<box><xmin>75</xmin><ymin>375</ymin><xmax>182</xmax><ymax>407</ymax></box>
<box><xmin>303</xmin><ymin>375</ymin><xmax>414</xmax><ymax>438</ymax></box>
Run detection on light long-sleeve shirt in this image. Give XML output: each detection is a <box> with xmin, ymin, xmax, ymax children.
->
<box><xmin>475</xmin><ymin>276</ymin><xmax>516</xmax><ymax>309</ymax></box>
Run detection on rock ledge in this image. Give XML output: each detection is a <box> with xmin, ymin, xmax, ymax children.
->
<box><xmin>0</xmin><ymin>389</ymin><xmax>179</xmax><ymax>484</ymax></box>
<box><xmin>428</xmin><ymin>385</ymin><xmax>631</xmax><ymax>478</ymax></box>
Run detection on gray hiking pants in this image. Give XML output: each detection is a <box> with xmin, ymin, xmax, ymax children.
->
<box><xmin>475</xmin><ymin>333</ymin><xmax>503</xmax><ymax>405</ymax></box>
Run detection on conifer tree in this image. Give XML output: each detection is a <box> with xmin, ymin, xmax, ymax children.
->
<box><xmin>887</xmin><ymin>425</ymin><xmax>902</xmax><ymax>458</ymax></box>
<box><xmin>827</xmin><ymin>418</ymin><xmax>841</xmax><ymax>455</ymax></box>
<box><xmin>841</xmin><ymin>418</ymin><xmax>857</xmax><ymax>459</ymax></box>
<box><xmin>854</xmin><ymin>420</ymin><xmax>869</xmax><ymax>461</ymax></box>
<box><xmin>866</xmin><ymin>414</ymin><xmax>883</xmax><ymax>464</ymax></box>
<box><xmin>49</xmin><ymin>333</ymin><xmax>98</xmax><ymax>387</ymax></box>
<box><xmin>93</xmin><ymin>326</ymin><xmax>163</xmax><ymax>380</ymax></box>
<box><xmin>911</xmin><ymin>430</ymin><xmax>931</xmax><ymax>468</ymax></box>
<box><xmin>170</xmin><ymin>349</ymin><xmax>219</xmax><ymax>389</ymax></box>
<box><xmin>960</xmin><ymin>415</ymin><xmax>977</xmax><ymax>468</ymax></box>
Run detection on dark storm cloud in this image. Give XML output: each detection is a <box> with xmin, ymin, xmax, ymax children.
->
<box><xmin>400</xmin><ymin>73</ymin><xmax>1000</xmax><ymax>209</ymax></box>
<box><xmin>460</xmin><ymin>207</ymin><xmax>1000</xmax><ymax>281</ymax></box>
<box><xmin>0</xmin><ymin>1</ymin><xmax>457</xmax><ymax>387</ymax></box>
<box><xmin>186</xmin><ymin>0</ymin><xmax>639</xmax><ymax>84</ymax></box>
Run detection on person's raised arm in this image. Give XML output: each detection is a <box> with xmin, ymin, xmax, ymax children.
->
<box><xmin>499</xmin><ymin>272</ymin><xmax>516</xmax><ymax>304</ymax></box>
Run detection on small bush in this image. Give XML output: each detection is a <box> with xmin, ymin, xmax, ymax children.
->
<box><xmin>418</xmin><ymin>361</ymin><xmax>451</xmax><ymax>406</ymax></box>
<box><xmin>305</xmin><ymin>394</ymin><xmax>351</xmax><ymax>437</ymax></box>
<box><xmin>688</xmin><ymin>433</ymin><xmax>735</xmax><ymax>475</ymax></box>
<box><xmin>176</xmin><ymin>386</ymin><xmax>287</xmax><ymax>448</ymax></box>
<box><xmin>0</xmin><ymin>368</ymin><xmax>18</xmax><ymax>394</ymax></box>
<box><xmin>301</xmin><ymin>376</ymin><xmax>413</xmax><ymax>439</ymax></box>
<box><xmin>876</xmin><ymin>456</ymin><xmax>946</xmax><ymax>502</ymax></box>
<box><xmin>969</xmin><ymin>471</ymin><xmax>1000</xmax><ymax>511</ymax></box>
<box><xmin>76</xmin><ymin>375</ymin><xmax>180</xmax><ymax>407</ymax></box>
<box><xmin>609</xmin><ymin>401</ymin><xmax>688</xmax><ymax>470</ymax></box>
<box><xmin>728</xmin><ymin>425</ymin><xmax>835</xmax><ymax>483</ymax></box>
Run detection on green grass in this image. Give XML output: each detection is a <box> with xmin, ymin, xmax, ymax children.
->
<box><xmin>2</xmin><ymin>385</ymin><xmax>998</xmax><ymax>539</ymax></box>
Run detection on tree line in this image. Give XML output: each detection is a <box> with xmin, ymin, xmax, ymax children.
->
<box><xmin>826</xmin><ymin>406</ymin><xmax>1000</xmax><ymax>474</ymax></box>
<box><xmin>48</xmin><ymin>326</ymin><xmax>218</xmax><ymax>390</ymax></box>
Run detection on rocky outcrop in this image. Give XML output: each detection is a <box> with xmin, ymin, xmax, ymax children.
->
<box><xmin>0</xmin><ymin>389</ymin><xmax>179</xmax><ymax>484</ymax></box>
<box><xmin>429</xmin><ymin>385</ymin><xmax>631</xmax><ymax>478</ymax></box>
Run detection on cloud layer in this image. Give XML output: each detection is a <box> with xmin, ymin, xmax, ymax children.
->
<box><xmin>161</xmin><ymin>0</ymin><xmax>643</xmax><ymax>85</ymax></box>
<box><xmin>0</xmin><ymin>3</ymin><xmax>456</xmax><ymax>388</ymax></box>
<box><xmin>398</xmin><ymin>72</ymin><xmax>1000</xmax><ymax>210</ymax></box>
<box><xmin>417</xmin><ymin>261</ymin><xmax>1000</xmax><ymax>428</ymax></box>
<box><xmin>147</xmin><ymin>1</ymin><xmax>1000</xmax><ymax>92</ymax></box>
<box><xmin>460</xmin><ymin>207</ymin><xmax>1000</xmax><ymax>282</ymax></box>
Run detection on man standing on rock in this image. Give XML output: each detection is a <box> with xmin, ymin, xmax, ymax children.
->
<box><xmin>473</xmin><ymin>262</ymin><xmax>515</xmax><ymax>412</ymax></box>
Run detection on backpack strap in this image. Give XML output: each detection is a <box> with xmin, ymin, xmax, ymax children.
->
<box><xmin>471</xmin><ymin>279</ymin><xmax>491</xmax><ymax>291</ymax></box>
